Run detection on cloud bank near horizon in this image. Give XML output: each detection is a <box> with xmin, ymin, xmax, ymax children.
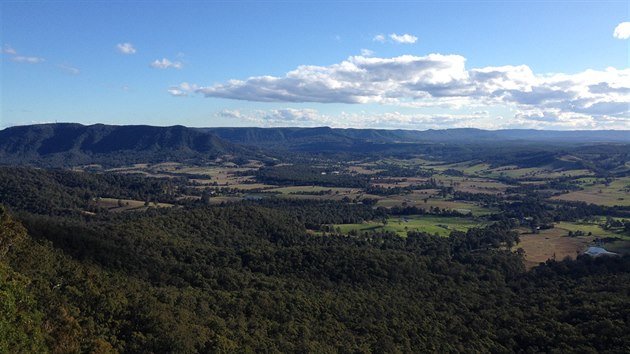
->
<box><xmin>169</xmin><ymin>53</ymin><xmax>629</xmax><ymax>129</ymax></box>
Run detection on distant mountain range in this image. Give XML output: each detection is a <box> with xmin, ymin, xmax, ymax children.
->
<box><xmin>0</xmin><ymin>123</ymin><xmax>249</xmax><ymax>167</ymax></box>
<box><xmin>1</xmin><ymin>123</ymin><xmax>628</xmax><ymax>167</ymax></box>
<box><xmin>202</xmin><ymin>127</ymin><xmax>630</xmax><ymax>148</ymax></box>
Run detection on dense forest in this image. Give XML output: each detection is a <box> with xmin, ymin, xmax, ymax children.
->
<box><xmin>1</xmin><ymin>164</ymin><xmax>630</xmax><ymax>353</ymax></box>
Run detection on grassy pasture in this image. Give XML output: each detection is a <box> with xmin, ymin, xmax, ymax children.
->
<box><xmin>347</xmin><ymin>166</ymin><xmax>383</xmax><ymax>175</ymax></box>
<box><xmin>375</xmin><ymin>157</ymin><xmax>437</xmax><ymax>167</ymax></box>
<box><xmin>433</xmin><ymin>175</ymin><xmax>510</xmax><ymax>194</ymax></box>
<box><xmin>377</xmin><ymin>192</ymin><xmax>496</xmax><ymax>216</ymax></box>
<box><xmin>463</xmin><ymin>163</ymin><xmax>492</xmax><ymax>175</ymax></box>
<box><xmin>424</xmin><ymin>161</ymin><xmax>474</xmax><ymax>171</ymax></box>
<box><xmin>333</xmin><ymin>215</ymin><xmax>487</xmax><ymax>237</ymax></box>
<box><xmin>516</xmin><ymin>227</ymin><xmax>594</xmax><ymax>269</ymax></box>
<box><xmin>223</xmin><ymin>183</ymin><xmax>277</xmax><ymax>190</ymax></box>
<box><xmin>552</xmin><ymin>177</ymin><xmax>630</xmax><ymax>206</ymax></box>
<box><xmin>554</xmin><ymin>221</ymin><xmax>624</xmax><ymax>238</ymax></box>
<box><xmin>371</xmin><ymin>177</ymin><xmax>427</xmax><ymax>188</ymax></box>
<box><xmin>482</xmin><ymin>166</ymin><xmax>593</xmax><ymax>180</ymax></box>
<box><xmin>96</xmin><ymin>197</ymin><xmax>173</xmax><ymax>212</ymax></box>
<box><xmin>516</xmin><ymin>220</ymin><xmax>629</xmax><ymax>269</ymax></box>
<box><xmin>266</xmin><ymin>186</ymin><xmax>357</xmax><ymax>195</ymax></box>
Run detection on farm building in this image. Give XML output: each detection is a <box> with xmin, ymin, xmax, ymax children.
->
<box><xmin>584</xmin><ymin>247</ymin><xmax>618</xmax><ymax>257</ymax></box>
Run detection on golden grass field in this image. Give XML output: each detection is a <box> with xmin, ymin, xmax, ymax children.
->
<box><xmin>516</xmin><ymin>227</ymin><xmax>595</xmax><ymax>269</ymax></box>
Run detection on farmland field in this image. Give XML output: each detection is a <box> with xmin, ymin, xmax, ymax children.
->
<box><xmin>554</xmin><ymin>221</ymin><xmax>625</xmax><ymax>238</ymax></box>
<box><xmin>333</xmin><ymin>215</ymin><xmax>487</xmax><ymax>237</ymax></box>
<box><xmin>96</xmin><ymin>197</ymin><xmax>173</xmax><ymax>212</ymax></box>
<box><xmin>552</xmin><ymin>177</ymin><xmax>630</xmax><ymax>206</ymax></box>
<box><xmin>376</xmin><ymin>194</ymin><xmax>496</xmax><ymax>215</ymax></box>
<box><xmin>75</xmin><ymin>157</ymin><xmax>630</xmax><ymax>261</ymax></box>
<box><xmin>516</xmin><ymin>220</ymin><xmax>628</xmax><ymax>268</ymax></box>
<box><xmin>516</xmin><ymin>227</ymin><xmax>594</xmax><ymax>269</ymax></box>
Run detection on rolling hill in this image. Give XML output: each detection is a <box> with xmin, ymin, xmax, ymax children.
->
<box><xmin>203</xmin><ymin>127</ymin><xmax>630</xmax><ymax>148</ymax></box>
<box><xmin>0</xmin><ymin>123</ymin><xmax>253</xmax><ymax>167</ymax></box>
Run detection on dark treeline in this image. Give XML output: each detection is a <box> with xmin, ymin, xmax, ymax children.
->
<box><xmin>388</xmin><ymin>204</ymin><xmax>468</xmax><ymax>217</ymax></box>
<box><xmin>499</xmin><ymin>197</ymin><xmax>630</xmax><ymax>223</ymax></box>
<box><xmin>0</xmin><ymin>167</ymin><xmax>184</xmax><ymax>215</ymax></box>
<box><xmin>365</xmin><ymin>178</ymin><xmax>440</xmax><ymax>196</ymax></box>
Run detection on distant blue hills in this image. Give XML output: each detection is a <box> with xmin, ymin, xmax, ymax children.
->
<box><xmin>1</xmin><ymin>123</ymin><xmax>628</xmax><ymax>167</ymax></box>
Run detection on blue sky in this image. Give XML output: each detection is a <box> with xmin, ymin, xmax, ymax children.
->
<box><xmin>1</xmin><ymin>1</ymin><xmax>629</xmax><ymax>130</ymax></box>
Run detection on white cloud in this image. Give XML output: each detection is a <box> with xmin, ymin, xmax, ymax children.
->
<box><xmin>218</xmin><ymin>106</ymin><xmax>628</xmax><ymax>130</ymax></box>
<box><xmin>168</xmin><ymin>82</ymin><xmax>198</xmax><ymax>97</ymax></box>
<box><xmin>196</xmin><ymin>54</ymin><xmax>469</xmax><ymax>103</ymax></box>
<box><xmin>216</xmin><ymin>108</ymin><xmax>498</xmax><ymax>129</ymax></box>
<box><xmin>360</xmin><ymin>48</ymin><xmax>374</xmax><ymax>57</ymax></box>
<box><xmin>389</xmin><ymin>33</ymin><xmax>418</xmax><ymax>44</ymax></box>
<box><xmin>3</xmin><ymin>46</ymin><xmax>44</xmax><ymax>64</ymax></box>
<box><xmin>220</xmin><ymin>108</ymin><xmax>330</xmax><ymax>126</ymax></box>
<box><xmin>373</xmin><ymin>33</ymin><xmax>418</xmax><ymax>44</ymax></box>
<box><xmin>151</xmin><ymin>58</ymin><xmax>183</xmax><ymax>69</ymax></box>
<box><xmin>262</xmin><ymin>108</ymin><xmax>331</xmax><ymax>125</ymax></box>
<box><xmin>217</xmin><ymin>110</ymin><xmax>244</xmax><ymax>120</ymax></box>
<box><xmin>613</xmin><ymin>22</ymin><xmax>630</xmax><ymax>39</ymax></box>
<box><xmin>116</xmin><ymin>42</ymin><xmax>136</xmax><ymax>54</ymax></box>
<box><xmin>512</xmin><ymin>109</ymin><xmax>598</xmax><ymax>129</ymax></box>
<box><xmin>372</xmin><ymin>34</ymin><xmax>386</xmax><ymax>43</ymax></box>
<box><xmin>187</xmin><ymin>54</ymin><xmax>629</xmax><ymax>128</ymax></box>
<box><xmin>11</xmin><ymin>56</ymin><xmax>45</xmax><ymax>64</ymax></box>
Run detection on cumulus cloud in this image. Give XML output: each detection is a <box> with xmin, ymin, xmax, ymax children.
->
<box><xmin>613</xmin><ymin>22</ymin><xmax>630</xmax><ymax>39</ymax></box>
<box><xmin>218</xmin><ymin>106</ymin><xmax>626</xmax><ymax>130</ymax></box>
<box><xmin>116</xmin><ymin>42</ymin><xmax>136</xmax><ymax>54</ymax></box>
<box><xmin>512</xmin><ymin>109</ymin><xmax>598</xmax><ymax>129</ymax></box>
<box><xmin>389</xmin><ymin>33</ymin><xmax>418</xmax><ymax>44</ymax></box>
<box><xmin>373</xmin><ymin>34</ymin><xmax>386</xmax><ymax>43</ymax></box>
<box><xmin>151</xmin><ymin>58</ymin><xmax>183</xmax><ymax>69</ymax></box>
<box><xmin>361</xmin><ymin>48</ymin><xmax>374</xmax><ymax>57</ymax></box>
<box><xmin>220</xmin><ymin>108</ymin><xmax>330</xmax><ymax>126</ymax></box>
<box><xmin>167</xmin><ymin>82</ymin><xmax>198</xmax><ymax>97</ymax></box>
<box><xmin>216</xmin><ymin>108</ymin><xmax>496</xmax><ymax>129</ymax></box>
<box><xmin>196</xmin><ymin>54</ymin><xmax>469</xmax><ymax>103</ymax></box>
<box><xmin>185</xmin><ymin>53</ymin><xmax>629</xmax><ymax>127</ymax></box>
<box><xmin>373</xmin><ymin>33</ymin><xmax>418</xmax><ymax>44</ymax></box>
